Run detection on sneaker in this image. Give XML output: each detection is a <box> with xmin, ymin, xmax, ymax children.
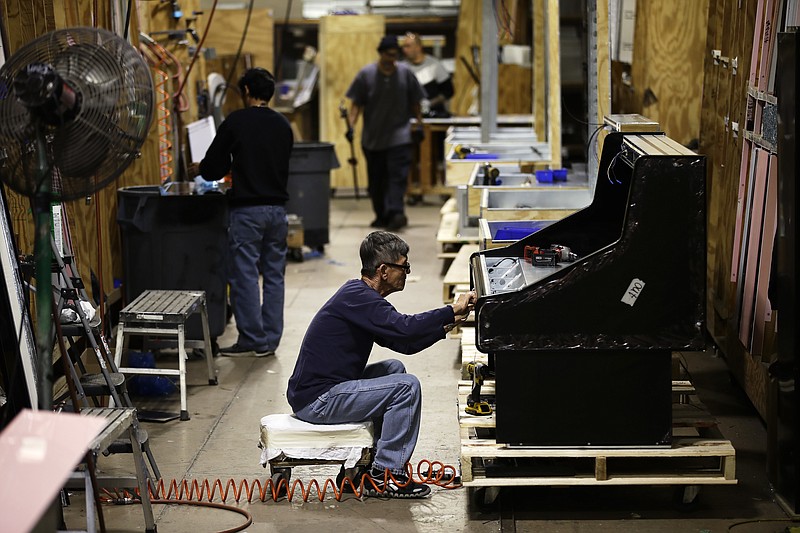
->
<box><xmin>335</xmin><ymin>466</ymin><xmax>365</xmax><ymax>494</ymax></box>
<box><xmin>219</xmin><ymin>343</ymin><xmax>274</xmax><ymax>357</ymax></box>
<box><xmin>364</xmin><ymin>467</ymin><xmax>431</xmax><ymax>499</ymax></box>
<box><xmin>385</xmin><ymin>213</ymin><xmax>408</xmax><ymax>231</ymax></box>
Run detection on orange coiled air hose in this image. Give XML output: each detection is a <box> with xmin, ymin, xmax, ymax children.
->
<box><xmin>102</xmin><ymin>460</ymin><xmax>461</xmax><ymax>505</ymax></box>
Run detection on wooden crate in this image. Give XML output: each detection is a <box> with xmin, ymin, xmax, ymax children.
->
<box><xmin>436</xmin><ymin>212</ymin><xmax>465</xmax><ymax>260</ymax></box>
<box><xmin>445</xmin><ymin>155</ymin><xmax>550</xmax><ymax>187</ymax></box>
<box><xmin>442</xmin><ymin>244</ymin><xmax>478</xmax><ymax>303</ymax></box>
<box><xmin>436</xmin><ymin>198</ymin><xmax>479</xmax><ymax>259</ymax></box>
<box><xmin>287</xmin><ymin>215</ymin><xmax>304</xmax><ymax>250</ymax></box>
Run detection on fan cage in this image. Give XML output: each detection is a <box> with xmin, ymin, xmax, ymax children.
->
<box><xmin>0</xmin><ymin>27</ymin><xmax>154</xmax><ymax>201</ymax></box>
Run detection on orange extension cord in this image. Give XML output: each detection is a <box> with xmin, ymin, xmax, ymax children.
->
<box><xmin>140</xmin><ymin>34</ymin><xmax>192</xmax><ymax>184</ymax></box>
<box><xmin>153</xmin><ymin>66</ymin><xmax>174</xmax><ymax>183</ymax></box>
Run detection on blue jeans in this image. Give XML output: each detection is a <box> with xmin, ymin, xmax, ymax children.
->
<box><xmin>294</xmin><ymin>359</ymin><xmax>421</xmax><ymax>475</ymax></box>
<box><xmin>363</xmin><ymin>145</ymin><xmax>412</xmax><ymax>221</ymax></box>
<box><xmin>227</xmin><ymin>205</ymin><xmax>288</xmax><ymax>350</ymax></box>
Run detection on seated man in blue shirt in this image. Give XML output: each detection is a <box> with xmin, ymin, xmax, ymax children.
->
<box><xmin>287</xmin><ymin>231</ymin><xmax>475</xmax><ymax>498</ymax></box>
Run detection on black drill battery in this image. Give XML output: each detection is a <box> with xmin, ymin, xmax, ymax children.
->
<box><xmin>524</xmin><ymin>245</ymin><xmax>559</xmax><ymax>266</ymax></box>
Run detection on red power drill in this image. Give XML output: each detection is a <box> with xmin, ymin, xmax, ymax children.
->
<box><xmin>523</xmin><ymin>244</ymin><xmax>577</xmax><ymax>266</ymax></box>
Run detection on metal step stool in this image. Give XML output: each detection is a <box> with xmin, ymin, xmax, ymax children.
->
<box><xmin>114</xmin><ymin>290</ymin><xmax>218</xmax><ymax>421</ymax></box>
<box><xmin>66</xmin><ymin>407</ymin><xmax>158</xmax><ymax>533</ymax></box>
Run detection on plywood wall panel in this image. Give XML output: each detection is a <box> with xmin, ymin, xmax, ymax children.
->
<box><xmin>497</xmin><ymin>64</ymin><xmax>532</xmax><ymax>115</ymax></box>
<box><xmin>706</xmin><ymin>0</ymin><xmax>754</xmax><ymax>341</ymax></box>
<box><xmin>1</xmin><ymin>0</ymin><xmax>51</xmax><ymax>53</ymax></box>
<box><xmin>700</xmin><ymin>0</ymin><xmax>770</xmax><ymax>420</ymax></box>
<box><xmin>708</xmin><ymin>0</ymin><xmax>737</xmax><ymax>336</ymax></box>
<box><xmin>319</xmin><ymin>15</ymin><xmax>384</xmax><ymax>192</ymax></box>
<box><xmin>628</xmin><ymin>0</ymin><xmax>710</xmax><ymax>145</ymax></box>
<box><xmin>201</xmin><ymin>7</ymin><xmax>274</xmax><ymax>76</ymax></box>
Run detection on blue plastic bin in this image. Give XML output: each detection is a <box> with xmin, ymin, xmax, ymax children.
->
<box><xmin>535</xmin><ymin>169</ymin><xmax>553</xmax><ymax>183</ymax></box>
<box><xmin>465</xmin><ymin>153</ymin><xmax>499</xmax><ymax>159</ymax></box>
<box><xmin>494</xmin><ymin>222</ymin><xmax>550</xmax><ymax>241</ymax></box>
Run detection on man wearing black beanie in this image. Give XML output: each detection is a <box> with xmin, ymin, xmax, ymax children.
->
<box><xmin>344</xmin><ymin>35</ymin><xmax>426</xmax><ymax>231</ymax></box>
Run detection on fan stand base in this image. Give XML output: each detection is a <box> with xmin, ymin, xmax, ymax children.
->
<box><xmin>136</xmin><ymin>410</ymin><xmax>181</xmax><ymax>423</ymax></box>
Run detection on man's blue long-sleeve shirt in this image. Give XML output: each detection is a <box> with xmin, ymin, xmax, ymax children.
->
<box><xmin>287</xmin><ymin>279</ymin><xmax>455</xmax><ymax>412</ymax></box>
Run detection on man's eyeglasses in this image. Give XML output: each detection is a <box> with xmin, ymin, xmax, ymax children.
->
<box><xmin>384</xmin><ymin>262</ymin><xmax>411</xmax><ymax>274</ymax></box>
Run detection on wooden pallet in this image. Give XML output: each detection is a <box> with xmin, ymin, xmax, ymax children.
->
<box><xmin>460</xmin><ymin>432</ymin><xmax>737</xmax><ymax>487</ymax></box>
<box><xmin>456</xmin><ymin>382</ymin><xmax>735</xmax><ymax>487</ymax></box>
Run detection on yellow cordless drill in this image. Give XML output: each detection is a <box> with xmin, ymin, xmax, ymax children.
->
<box><xmin>465</xmin><ymin>362</ymin><xmax>492</xmax><ymax>416</ymax></box>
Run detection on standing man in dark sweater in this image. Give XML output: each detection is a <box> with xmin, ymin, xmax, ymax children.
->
<box><xmin>198</xmin><ymin>68</ymin><xmax>294</xmax><ymax>357</ymax></box>
<box><xmin>287</xmin><ymin>231</ymin><xmax>476</xmax><ymax>498</ymax></box>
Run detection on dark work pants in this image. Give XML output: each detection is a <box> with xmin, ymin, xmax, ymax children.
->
<box><xmin>362</xmin><ymin>144</ymin><xmax>412</xmax><ymax>223</ymax></box>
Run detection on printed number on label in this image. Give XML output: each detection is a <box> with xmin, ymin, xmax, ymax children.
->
<box><xmin>621</xmin><ymin>278</ymin><xmax>645</xmax><ymax>307</ymax></box>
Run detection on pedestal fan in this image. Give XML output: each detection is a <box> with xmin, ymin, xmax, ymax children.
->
<box><xmin>0</xmin><ymin>27</ymin><xmax>154</xmax><ymax>409</ymax></box>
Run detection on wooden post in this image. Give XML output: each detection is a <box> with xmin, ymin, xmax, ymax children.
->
<box><xmin>595</xmin><ymin>456</ymin><xmax>608</xmax><ymax>481</ymax></box>
<box><xmin>546</xmin><ymin>0</ymin><xmax>562</xmax><ymax>169</ymax></box>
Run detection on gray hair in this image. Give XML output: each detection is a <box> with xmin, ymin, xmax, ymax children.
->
<box><xmin>360</xmin><ymin>231</ymin><xmax>409</xmax><ymax>276</ymax></box>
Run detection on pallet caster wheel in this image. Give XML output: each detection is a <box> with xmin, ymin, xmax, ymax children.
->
<box><xmin>673</xmin><ymin>485</ymin><xmax>700</xmax><ymax>511</ymax></box>
<box><xmin>406</xmin><ymin>194</ymin><xmax>422</xmax><ymax>205</ymax></box>
<box><xmin>209</xmin><ymin>378</ymin><xmax>218</xmax><ymax>385</ymax></box>
<box><xmin>180</xmin><ymin>410</ymin><xmax>190</xmax><ymax>421</ymax></box>
<box><xmin>270</xmin><ymin>467</ymin><xmax>291</xmax><ymax>499</ymax></box>
<box><xmin>469</xmin><ymin>486</ymin><xmax>500</xmax><ymax>512</ymax></box>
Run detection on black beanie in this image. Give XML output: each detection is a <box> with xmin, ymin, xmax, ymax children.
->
<box><xmin>377</xmin><ymin>35</ymin><xmax>399</xmax><ymax>52</ymax></box>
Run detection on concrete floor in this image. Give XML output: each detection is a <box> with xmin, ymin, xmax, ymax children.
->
<box><xmin>64</xmin><ymin>196</ymin><xmax>797</xmax><ymax>532</ymax></box>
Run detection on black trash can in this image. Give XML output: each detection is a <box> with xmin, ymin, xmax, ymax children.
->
<box><xmin>285</xmin><ymin>142</ymin><xmax>340</xmax><ymax>251</ymax></box>
<box><xmin>117</xmin><ymin>186</ymin><xmax>228</xmax><ymax>340</ymax></box>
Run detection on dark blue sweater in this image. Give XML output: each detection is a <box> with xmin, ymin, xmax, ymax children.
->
<box><xmin>287</xmin><ymin>279</ymin><xmax>455</xmax><ymax>412</ymax></box>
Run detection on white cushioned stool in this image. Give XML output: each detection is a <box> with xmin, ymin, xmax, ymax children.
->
<box><xmin>259</xmin><ymin>414</ymin><xmax>374</xmax><ymax>486</ymax></box>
